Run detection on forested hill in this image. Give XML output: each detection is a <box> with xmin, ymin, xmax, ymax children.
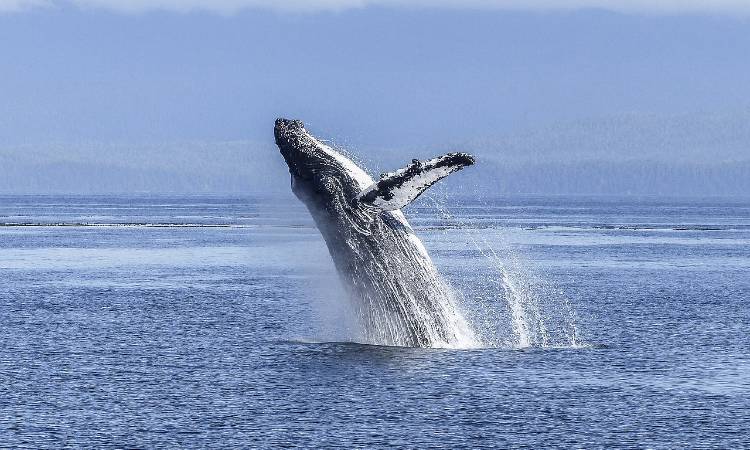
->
<box><xmin>2</xmin><ymin>113</ymin><xmax>748</xmax><ymax>197</ymax></box>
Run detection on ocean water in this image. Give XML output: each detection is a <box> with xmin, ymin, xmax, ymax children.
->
<box><xmin>1</xmin><ymin>194</ymin><xmax>749</xmax><ymax>448</ymax></box>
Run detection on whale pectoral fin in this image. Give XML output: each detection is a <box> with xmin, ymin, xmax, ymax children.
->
<box><xmin>358</xmin><ymin>152</ymin><xmax>475</xmax><ymax>211</ymax></box>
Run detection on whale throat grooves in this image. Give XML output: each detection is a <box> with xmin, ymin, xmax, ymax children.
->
<box><xmin>327</xmin><ymin>209</ymin><xmax>477</xmax><ymax>348</ymax></box>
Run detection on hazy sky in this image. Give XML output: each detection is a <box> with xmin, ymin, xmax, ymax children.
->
<box><xmin>1</xmin><ymin>1</ymin><xmax>749</xmax><ymax>148</ymax></box>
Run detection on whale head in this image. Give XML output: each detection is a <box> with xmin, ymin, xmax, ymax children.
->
<box><xmin>274</xmin><ymin>118</ymin><xmax>373</xmax><ymax>213</ymax></box>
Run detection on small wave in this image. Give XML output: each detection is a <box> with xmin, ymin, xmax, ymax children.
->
<box><xmin>0</xmin><ymin>222</ymin><xmax>318</xmax><ymax>229</ymax></box>
<box><xmin>0</xmin><ymin>222</ymin><xmax>239</xmax><ymax>228</ymax></box>
<box><xmin>592</xmin><ymin>224</ymin><xmax>729</xmax><ymax>231</ymax></box>
<box><xmin>419</xmin><ymin>223</ymin><xmax>746</xmax><ymax>232</ymax></box>
<box><xmin>280</xmin><ymin>338</ymin><xmax>479</xmax><ymax>350</ymax></box>
<box><xmin>278</xmin><ymin>338</ymin><xmax>596</xmax><ymax>351</ymax></box>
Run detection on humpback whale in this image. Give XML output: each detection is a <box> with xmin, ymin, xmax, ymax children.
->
<box><xmin>274</xmin><ymin>118</ymin><xmax>477</xmax><ymax>347</ymax></box>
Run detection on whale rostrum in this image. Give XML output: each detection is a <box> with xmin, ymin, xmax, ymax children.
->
<box><xmin>274</xmin><ymin>118</ymin><xmax>477</xmax><ymax>347</ymax></box>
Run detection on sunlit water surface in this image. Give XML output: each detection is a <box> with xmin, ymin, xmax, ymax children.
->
<box><xmin>1</xmin><ymin>195</ymin><xmax>749</xmax><ymax>448</ymax></box>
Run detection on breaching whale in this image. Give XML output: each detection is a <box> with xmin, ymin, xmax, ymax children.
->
<box><xmin>274</xmin><ymin>118</ymin><xmax>477</xmax><ymax>347</ymax></box>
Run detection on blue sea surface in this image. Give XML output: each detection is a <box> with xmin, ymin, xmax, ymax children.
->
<box><xmin>1</xmin><ymin>195</ymin><xmax>749</xmax><ymax>448</ymax></box>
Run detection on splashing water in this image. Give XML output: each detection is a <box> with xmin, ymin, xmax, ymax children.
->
<box><xmin>427</xmin><ymin>194</ymin><xmax>583</xmax><ymax>349</ymax></box>
<box><xmin>307</xmin><ymin>191</ymin><xmax>582</xmax><ymax>349</ymax></box>
<box><xmin>298</xmin><ymin>141</ymin><xmax>580</xmax><ymax>349</ymax></box>
<box><xmin>343</xmin><ymin>207</ymin><xmax>481</xmax><ymax>349</ymax></box>
<box><xmin>304</xmin><ymin>181</ymin><xmax>480</xmax><ymax>349</ymax></box>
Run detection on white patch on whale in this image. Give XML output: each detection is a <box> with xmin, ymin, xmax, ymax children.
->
<box><xmin>359</xmin><ymin>153</ymin><xmax>475</xmax><ymax>211</ymax></box>
<box><xmin>309</xmin><ymin>136</ymin><xmax>373</xmax><ymax>190</ymax></box>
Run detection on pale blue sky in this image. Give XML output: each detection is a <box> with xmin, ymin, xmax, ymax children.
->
<box><xmin>2</xmin><ymin>2</ymin><xmax>750</xmax><ymax>148</ymax></box>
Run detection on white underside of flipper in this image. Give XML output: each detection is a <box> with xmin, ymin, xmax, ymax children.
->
<box><xmin>359</xmin><ymin>153</ymin><xmax>475</xmax><ymax>211</ymax></box>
